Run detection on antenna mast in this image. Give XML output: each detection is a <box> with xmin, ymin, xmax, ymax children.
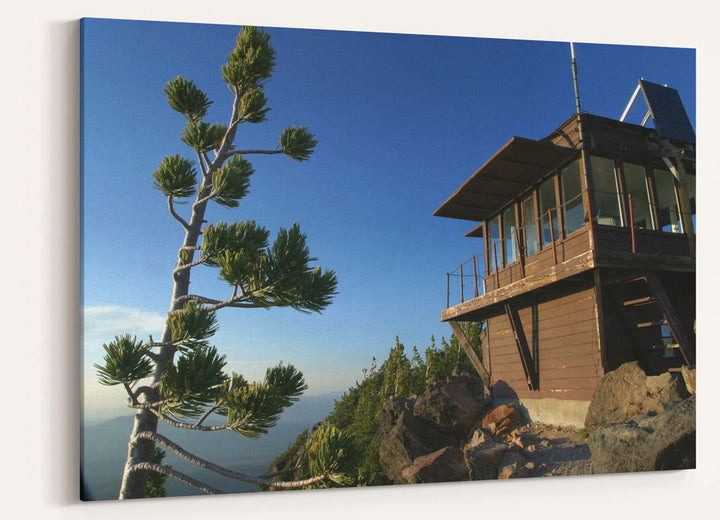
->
<box><xmin>570</xmin><ymin>42</ymin><xmax>582</xmax><ymax>117</ymax></box>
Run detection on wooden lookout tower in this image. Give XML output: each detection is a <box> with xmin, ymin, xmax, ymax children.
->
<box><xmin>434</xmin><ymin>80</ymin><xmax>696</xmax><ymax>426</ymax></box>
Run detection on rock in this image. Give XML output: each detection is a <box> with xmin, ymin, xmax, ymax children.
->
<box><xmin>681</xmin><ymin>366</ymin><xmax>696</xmax><ymax>395</ymax></box>
<box><xmin>413</xmin><ymin>375</ymin><xmax>486</xmax><ymax>435</ymax></box>
<box><xmin>376</xmin><ymin>397</ymin><xmax>415</xmax><ymax>435</ymax></box>
<box><xmin>401</xmin><ymin>447</ymin><xmax>470</xmax><ymax>484</ymax></box>
<box><xmin>376</xmin><ymin>398</ymin><xmax>456</xmax><ymax>483</ymax></box>
<box><xmin>497</xmin><ymin>451</ymin><xmax>535</xmax><ymax>479</ymax></box>
<box><xmin>584</xmin><ymin>361</ymin><xmax>689</xmax><ymax>433</ymax></box>
<box><xmin>481</xmin><ymin>404</ymin><xmax>524</xmax><ymax>436</ymax></box>
<box><xmin>589</xmin><ymin>396</ymin><xmax>695</xmax><ymax>474</ymax></box>
<box><xmin>463</xmin><ymin>434</ymin><xmax>508</xmax><ymax>480</ymax></box>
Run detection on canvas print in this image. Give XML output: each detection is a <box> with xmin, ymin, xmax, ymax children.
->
<box><xmin>80</xmin><ymin>18</ymin><xmax>696</xmax><ymax>500</ymax></box>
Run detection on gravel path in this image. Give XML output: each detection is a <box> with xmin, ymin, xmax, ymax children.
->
<box><xmin>511</xmin><ymin>423</ymin><xmax>593</xmax><ymax>477</ymax></box>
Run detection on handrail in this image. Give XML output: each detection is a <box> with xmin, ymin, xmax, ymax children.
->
<box><xmin>444</xmin><ymin>189</ymin><xmax>695</xmax><ymax>308</ymax></box>
<box><xmin>446</xmin><ymin>255</ymin><xmax>485</xmax><ymax>308</ymax></box>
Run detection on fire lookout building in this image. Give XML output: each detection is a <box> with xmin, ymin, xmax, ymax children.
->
<box><xmin>434</xmin><ymin>80</ymin><xmax>696</xmax><ymax>426</ymax></box>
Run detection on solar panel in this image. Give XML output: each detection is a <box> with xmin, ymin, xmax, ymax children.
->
<box><xmin>639</xmin><ymin>79</ymin><xmax>695</xmax><ymax>143</ymax></box>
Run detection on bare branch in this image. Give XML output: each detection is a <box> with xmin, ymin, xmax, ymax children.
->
<box><xmin>138</xmin><ymin>432</ymin><xmax>327</xmax><ymax>489</ymax></box>
<box><xmin>127</xmin><ymin>399</ymin><xmax>174</xmax><ymax>410</ymax></box>
<box><xmin>148</xmin><ymin>409</ymin><xmax>228</xmax><ymax>431</ymax></box>
<box><xmin>194</xmin><ymin>190</ymin><xmax>217</xmax><ymax>207</ymax></box>
<box><xmin>195</xmin><ymin>404</ymin><xmax>221</xmax><ymax>428</ymax></box>
<box><xmin>167</xmin><ymin>197</ymin><xmax>190</xmax><ymax>230</ymax></box>
<box><xmin>122</xmin><ymin>383</ymin><xmax>137</xmax><ymax>404</ymax></box>
<box><xmin>173</xmin><ymin>256</ymin><xmax>208</xmax><ymax>275</ymax></box>
<box><xmin>227</xmin><ymin>149</ymin><xmax>283</xmax><ymax>158</ymax></box>
<box><xmin>129</xmin><ymin>462</ymin><xmax>223</xmax><ymax>495</ymax></box>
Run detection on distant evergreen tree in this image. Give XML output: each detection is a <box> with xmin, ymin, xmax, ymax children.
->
<box><xmin>271</xmin><ymin>326</ymin><xmax>484</xmax><ymax>485</ymax></box>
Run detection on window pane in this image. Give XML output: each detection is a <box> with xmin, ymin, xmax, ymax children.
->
<box><xmin>561</xmin><ymin>160</ymin><xmax>584</xmax><ymax>235</ymax></box>
<box><xmin>591</xmin><ymin>156</ymin><xmax>622</xmax><ymax>226</ymax></box>
<box><xmin>503</xmin><ymin>206</ymin><xmax>518</xmax><ymax>264</ymax></box>
<box><xmin>653</xmin><ymin>167</ymin><xmax>682</xmax><ymax>233</ymax></box>
<box><xmin>539</xmin><ymin>176</ymin><xmax>558</xmax><ymax>246</ymax></box>
<box><xmin>487</xmin><ymin>216</ymin><xmax>500</xmax><ymax>272</ymax></box>
<box><xmin>623</xmin><ymin>163</ymin><xmax>654</xmax><ymax>230</ymax></box>
<box><xmin>522</xmin><ymin>196</ymin><xmax>538</xmax><ymax>257</ymax></box>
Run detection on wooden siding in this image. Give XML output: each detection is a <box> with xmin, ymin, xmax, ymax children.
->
<box><xmin>486</xmin><ymin>284</ymin><xmax>603</xmax><ymax>401</ymax></box>
<box><xmin>594</xmin><ymin>226</ymin><xmax>691</xmax><ymax>257</ymax></box>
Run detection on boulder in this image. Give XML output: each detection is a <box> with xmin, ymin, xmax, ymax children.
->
<box><xmin>481</xmin><ymin>404</ymin><xmax>524</xmax><ymax>436</ymax></box>
<box><xmin>400</xmin><ymin>447</ymin><xmax>469</xmax><ymax>484</ymax></box>
<box><xmin>413</xmin><ymin>375</ymin><xmax>486</xmax><ymax>435</ymax></box>
<box><xmin>584</xmin><ymin>361</ymin><xmax>689</xmax><ymax>433</ymax></box>
<box><xmin>681</xmin><ymin>366</ymin><xmax>696</xmax><ymax>396</ymax></box>
<box><xmin>497</xmin><ymin>450</ymin><xmax>535</xmax><ymax>479</ymax></box>
<box><xmin>376</xmin><ymin>398</ymin><xmax>456</xmax><ymax>483</ymax></box>
<box><xmin>589</xmin><ymin>396</ymin><xmax>695</xmax><ymax>474</ymax></box>
<box><xmin>463</xmin><ymin>430</ymin><xmax>508</xmax><ymax>480</ymax></box>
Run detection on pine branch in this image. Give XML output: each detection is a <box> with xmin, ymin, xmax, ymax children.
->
<box><xmin>138</xmin><ymin>432</ymin><xmax>327</xmax><ymax>489</ymax></box>
<box><xmin>123</xmin><ymin>382</ymin><xmax>137</xmax><ymax>404</ymax></box>
<box><xmin>129</xmin><ymin>462</ymin><xmax>223</xmax><ymax>495</ymax></box>
<box><xmin>195</xmin><ymin>403</ymin><xmax>221</xmax><ymax>428</ymax></box>
<box><xmin>167</xmin><ymin>197</ymin><xmax>190</xmax><ymax>230</ymax></box>
<box><xmin>172</xmin><ymin>256</ymin><xmax>208</xmax><ymax>275</ymax></box>
<box><xmin>148</xmin><ymin>408</ymin><xmax>228</xmax><ymax>431</ymax></box>
<box><xmin>194</xmin><ymin>190</ymin><xmax>217</xmax><ymax>206</ymax></box>
<box><xmin>175</xmin><ymin>293</ymin><xmax>285</xmax><ymax>311</ymax></box>
<box><xmin>227</xmin><ymin>149</ymin><xmax>283</xmax><ymax>158</ymax></box>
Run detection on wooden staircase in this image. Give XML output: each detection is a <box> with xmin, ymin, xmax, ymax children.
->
<box><xmin>608</xmin><ymin>273</ymin><xmax>694</xmax><ymax>372</ymax></box>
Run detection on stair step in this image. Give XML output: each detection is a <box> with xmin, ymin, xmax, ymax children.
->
<box><xmin>636</xmin><ymin>319</ymin><xmax>667</xmax><ymax>328</ymax></box>
<box><xmin>623</xmin><ymin>296</ymin><xmax>654</xmax><ymax>306</ymax></box>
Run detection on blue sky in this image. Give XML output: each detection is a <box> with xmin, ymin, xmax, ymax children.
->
<box><xmin>81</xmin><ymin>18</ymin><xmax>696</xmax><ymax>418</ymax></box>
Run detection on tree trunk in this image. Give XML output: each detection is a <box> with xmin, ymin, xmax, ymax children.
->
<box><xmin>118</xmin><ymin>196</ymin><xmax>210</xmax><ymax>499</ymax></box>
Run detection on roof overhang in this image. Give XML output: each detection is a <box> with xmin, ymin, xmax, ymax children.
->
<box><xmin>433</xmin><ymin>137</ymin><xmax>579</xmax><ymax>222</ymax></box>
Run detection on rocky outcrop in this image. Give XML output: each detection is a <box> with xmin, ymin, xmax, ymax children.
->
<box><xmin>376</xmin><ymin>375</ymin><xmax>534</xmax><ymax>484</ymax></box>
<box><xmin>584</xmin><ymin>361</ymin><xmax>689</xmax><ymax>433</ymax></box>
<box><xmin>376</xmin><ymin>397</ymin><xmax>457</xmax><ymax>483</ymax></box>
<box><xmin>401</xmin><ymin>447</ymin><xmax>469</xmax><ymax>484</ymax></box>
<box><xmin>497</xmin><ymin>449</ymin><xmax>535</xmax><ymax>479</ymax></box>
<box><xmin>463</xmin><ymin>429</ymin><xmax>508</xmax><ymax>480</ymax></box>
<box><xmin>413</xmin><ymin>375</ymin><xmax>486</xmax><ymax>435</ymax></box>
<box><xmin>589</xmin><ymin>396</ymin><xmax>696</xmax><ymax>473</ymax></box>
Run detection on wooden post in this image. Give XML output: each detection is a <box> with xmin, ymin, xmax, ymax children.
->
<box><xmin>493</xmin><ymin>241</ymin><xmax>500</xmax><ymax>289</ymax></box>
<box><xmin>548</xmin><ymin>209</ymin><xmax>558</xmax><ymax>265</ymax></box>
<box><xmin>514</xmin><ymin>230</ymin><xmax>525</xmax><ymax>278</ymax></box>
<box><xmin>446</xmin><ymin>273</ymin><xmax>450</xmax><ymax>309</ymax></box>
<box><xmin>448</xmin><ymin>320</ymin><xmax>491</xmax><ymax>390</ymax></box>
<box><xmin>460</xmin><ymin>263</ymin><xmax>464</xmax><ymax>303</ymax></box>
<box><xmin>473</xmin><ymin>255</ymin><xmax>479</xmax><ymax>298</ymax></box>
<box><xmin>628</xmin><ymin>193</ymin><xmax>636</xmax><ymax>253</ymax></box>
<box><xmin>503</xmin><ymin>303</ymin><xmax>538</xmax><ymax>390</ymax></box>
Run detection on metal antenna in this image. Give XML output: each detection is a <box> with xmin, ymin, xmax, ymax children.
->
<box><xmin>570</xmin><ymin>42</ymin><xmax>582</xmax><ymax>117</ymax></box>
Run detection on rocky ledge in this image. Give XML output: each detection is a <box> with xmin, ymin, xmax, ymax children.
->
<box><xmin>376</xmin><ymin>362</ymin><xmax>695</xmax><ymax>484</ymax></box>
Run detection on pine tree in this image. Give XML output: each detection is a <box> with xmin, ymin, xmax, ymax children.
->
<box><xmin>94</xmin><ymin>26</ymin><xmax>355</xmax><ymax>499</ymax></box>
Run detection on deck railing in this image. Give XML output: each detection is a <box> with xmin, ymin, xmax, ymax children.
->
<box><xmin>444</xmin><ymin>189</ymin><xmax>694</xmax><ymax>309</ymax></box>
<box><xmin>446</xmin><ymin>255</ymin><xmax>484</xmax><ymax>309</ymax></box>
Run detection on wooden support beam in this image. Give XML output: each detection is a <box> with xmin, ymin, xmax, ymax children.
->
<box><xmin>448</xmin><ymin>320</ymin><xmax>491</xmax><ymax>390</ymax></box>
<box><xmin>503</xmin><ymin>303</ymin><xmax>538</xmax><ymax>390</ymax></box>
<box><xmin>645</xmin><ymin>273</ymin><xmax>695</xmax><ymax>367</ymax></box>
